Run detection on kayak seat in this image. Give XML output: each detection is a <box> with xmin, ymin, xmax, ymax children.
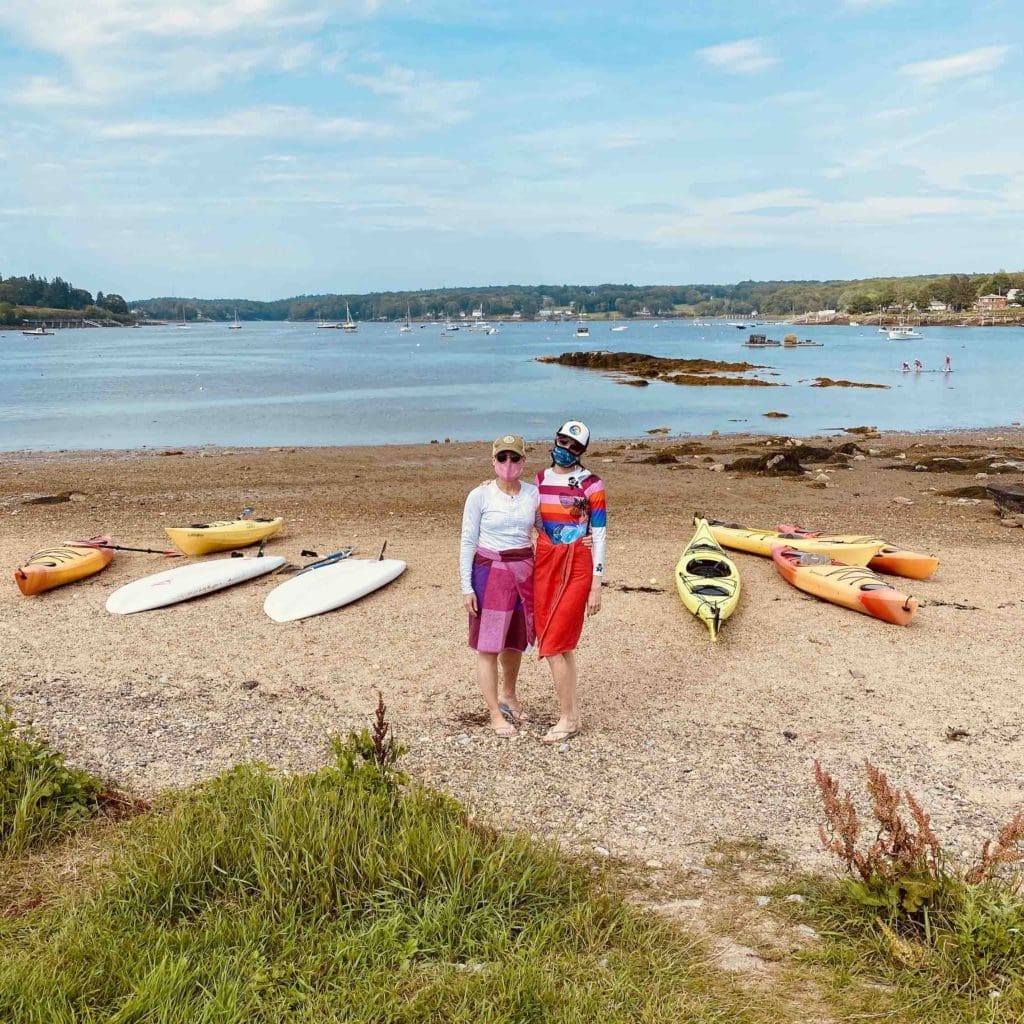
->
<box><xmin>190</xmin><ymin>524</ymin><xmax>211</xmax><ymax>529</ymax></box>
<box><xmin>860</xmin><ymin>583</ymin><xmax>890</xmax><ymax>591</ymax></box>
<box><xmin>686</xmin><ymin>558</ymin><xmax>731</xmax><ymax>578</ymax></box>
<box><xmin>692</xmin><ymin>584</ymin><xmax>730</xmax><ymax>596</ymax></box>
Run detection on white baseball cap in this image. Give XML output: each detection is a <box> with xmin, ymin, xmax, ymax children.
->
<box><xmin>556</xmin><ymin>420</ymin><xmax>590</xmax><ymax>448</ymax></box>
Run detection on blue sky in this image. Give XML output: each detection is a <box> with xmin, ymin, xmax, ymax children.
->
<box><xmin>1</xmin><ymin>0</ymin><xmax>1021</xmax><ymax>299</ymax></box>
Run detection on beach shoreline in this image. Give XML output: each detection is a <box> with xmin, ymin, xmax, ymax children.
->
<box><xmin>3</xmin><ymin>427</ymin><xmax>1023</xmax><ymax>871</ymax></box>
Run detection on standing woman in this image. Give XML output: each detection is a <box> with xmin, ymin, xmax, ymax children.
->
<box><xmin>460</xmin><ymin>434</ymin><xmax>540</xmax><ymax>737</ymax></box>
<box><xmin>533</xmin><ymin>420</ymin><xmax>606</xmax><ymax>743</ymax></box>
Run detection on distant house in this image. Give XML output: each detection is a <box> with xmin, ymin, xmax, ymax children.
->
<box><xmin>928</xmin><ymin>301</ymin><xmax>949</xmax><ymax>312</ymax></box>
<box><xmin>976</xmin><ymin>294</ymin><xmax>1008</xmax><ymax>310</ymax></box>
<box><xmin>1007</xmin><ymin>289</ymin><xmax>1021</xmax><ymax>304</ymax></box>
<box><xmin>538</xmin><ymin>308</ymin><xmax>554</xmax><ymax>319</ymax></box>
<box><xmin>637</xmin><ymin>306</ymin><xmax>652</xmax><ymax>318</ymax></box>
<box><xmin>815</xmin><ymin>309</ymin><xmax>837</xmax><ymax>322</ymax></box>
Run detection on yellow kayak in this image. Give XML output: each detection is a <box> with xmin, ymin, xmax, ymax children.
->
<box><xmin>165</xmin><ymin>517</ymin><xmax>283</xmax><ymax>556</ymax></box>
<box><xmin>703</xmin><ymin>516</ymin><xmax>884</xmax><ymax>567</ymax></box>
<box><xmin>676</xmin><ymin>518</ymin><xmax>740</xmax><ymax>641</ymax></box>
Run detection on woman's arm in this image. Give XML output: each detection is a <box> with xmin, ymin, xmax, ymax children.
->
<box><xmin>459</xmin><ymin>486</ymin><xmax>484</xmax><ymax>595</ymax></box>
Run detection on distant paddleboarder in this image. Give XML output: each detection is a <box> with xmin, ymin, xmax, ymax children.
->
<box><xmin>944</xmin><ymin>354</ymin><xmax>952</xmax><ymax>372</ymax></box>
<box><xmin>901</xmin><ymin>361</ymin><xmax>910</xmax><ymax>372</ymax></box>
<box><xmin>914</xmin><ymin>359</ymin><xmax>923</xmax><ymax>372</ymax></box>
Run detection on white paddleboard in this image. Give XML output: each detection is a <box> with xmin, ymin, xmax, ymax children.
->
<box><xmin>264</xmin><ymin>558</ymin><xmax>406</xmax><ymax>622</ymax></box>
<box><xmin>106</xmin><ymin>555</ymin><xmax>286</xmax><ymax>614</ymax></box>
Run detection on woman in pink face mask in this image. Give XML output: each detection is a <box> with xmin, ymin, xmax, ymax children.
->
<box><xmin>459</xmin><ymin>434</ymin><xmax>540</xmax><ymax>737</ymax></box>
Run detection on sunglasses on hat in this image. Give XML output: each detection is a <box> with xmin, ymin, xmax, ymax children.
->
<box><xmin>495</xmin><ymin>451</ymin><xmax>522</xmax><ymax>463</ymax></box>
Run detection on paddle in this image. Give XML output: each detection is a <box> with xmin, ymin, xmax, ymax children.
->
<box><xmin>289</xmin><ymin>547</ymin><xmax>355</xmax><ymax>576</ymax></box>
<box><xmin>64</xmin><ymin>538</ymin><xmax>181</xmax><ymax>557</ymax></box>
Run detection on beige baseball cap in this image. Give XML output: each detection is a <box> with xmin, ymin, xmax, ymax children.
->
<box><xmin>492</xmin><ymin>433</ymin><xmax>526</xmax><ymax>458</ymax></box>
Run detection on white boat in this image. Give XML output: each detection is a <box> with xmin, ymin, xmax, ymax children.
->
<box><xmin>229</xmin><ymin>309</ymin><xmax>242</xmax><ymax>330</ymax></box>
<box><xmin>887</xmin><ymin>325</ymin><xmax>923</xmax><ymax>340</ymax></box>
<box><xmin>849</xmin><ymin>321</ymin><xmax>860</xmax><ymax>327</ymax></box>
<box><xmin>610</xmin><ymin>325</ymin><xmax>628</xmax><ymax>332</ymax></box>
<box><xmin>317</xmin><ymin>313</ymin><xmax>341</xmax><ymax>329</ymax></box>
<box><xmin>727</xmin><ymin>322</ymin><xmax>747</xmax><ymax>329</ymax></box>
<box><xmin>21</xmin><ymin>326</ymin><xmax>54</xmax><ymax>336</ymax></box>
<box><xmin>443</xmin><ymin>320</ymin><xmax>459</xmax><ymax>331</ymax></box>
<box><xmin>177</xmin><ymin>304</ymin><xmax>190</xmax><ymax>329</ymax></box>
<box><xmin>342</xmin><ymin>302</ymin><xmax>358</xmax><ymax>332</ymax></box>
<box><xmin>575</xmin><ymin>320</ymin><xmax>590</xmax><ymax>338</ymax></box>
<box><xmin>400</xmin><ymin>307</ymin><xmax>412</xmax><ymax>333</ymax></box>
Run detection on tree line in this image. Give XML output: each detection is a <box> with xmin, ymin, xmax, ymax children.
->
<box><xmin>136</xmin><ymin>272</ymin><xmax>1024</xmax><ymax>322</ymax></box>
<box><xmin>3</xmin><ymin>269</ymin><xmax>1022</xmax><ymax>329</ymax></box>
<box><xmin>0</xmin><ymin>273</ymin><xmax>130</xmax><ymax>325</ymax></box>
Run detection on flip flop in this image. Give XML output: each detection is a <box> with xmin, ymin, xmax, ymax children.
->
<box><xmin>498</xmin><ymin>702</ymin><xmax>533</xmax><ymax>725</ymax></box>
<box><xmin>541</xmin><ymin>727</ymin><xmax>580</xmax><ymax>744</ymax></box>
<box><xmin>490</xmin><ymin>721</ymin><xmax>517</xmax><ymax>739</ymax></box>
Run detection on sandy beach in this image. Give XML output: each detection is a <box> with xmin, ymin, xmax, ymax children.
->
<box><xmin>2</xmin><ymin>429</ymin><xmax>1023</xmax><ymax>871</ymax></box>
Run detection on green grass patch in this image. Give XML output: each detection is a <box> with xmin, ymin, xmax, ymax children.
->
<box><xmin>0</xmin><ymin>732</ymin><xmax>769</xmax><ymax>1023</ymax></box>
<box><xmin>0</xmin><ymin>705</ymin><xmax>104</xmax><ymax>857</ymax></box>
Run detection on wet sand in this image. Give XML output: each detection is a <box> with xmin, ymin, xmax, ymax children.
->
<box><xmin>2</xmin><ymin>429</ymin><xmax>1023</xmax><ymax>870</ymax></box>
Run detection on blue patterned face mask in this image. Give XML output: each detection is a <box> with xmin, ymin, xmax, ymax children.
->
<box><xmin>550</xmin><ymin>444</ymin><xmax>579</xmax><ymax>468</ymax></box>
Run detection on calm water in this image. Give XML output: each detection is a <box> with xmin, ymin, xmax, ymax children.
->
<box><xmin>1</xmin><ymin>320</ymin><xmax>1022</xmax><ymax>451</ymax></box>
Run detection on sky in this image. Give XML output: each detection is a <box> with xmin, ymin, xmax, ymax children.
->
<box><xmin>1</xmin><ymin>0</ymin><xmax>1021</xmax><ymax>299</ymax></box>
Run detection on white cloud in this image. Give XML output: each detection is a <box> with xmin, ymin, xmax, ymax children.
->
<box><xmin>347</xmin><ymin>65</ymin><xmax>479</xmax><ymax>125</ymax></box>
<box><xmin>697</xmin><ymin>38</ymin><xmax>779</xmax><ymax>75</ymax></box>
<box><xmin>98</xmin><ymin>106</ymin><xmax>391</xmax><ymax>141</ymax></box>
<box><xmin>900</xmin><ymin>46</ymin><xmax>1010</xmax><ymax>87</ymax></box>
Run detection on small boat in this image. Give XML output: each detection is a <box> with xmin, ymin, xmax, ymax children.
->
<box><xmin>675</xmin><ymin>518</ymin><xmax>740</xmax><ymax>641</ymax></box>
<box><xmin>575</xmin><ymin>317</ymin><xmax>590</xmax><ymax>338</ymax></box>
<box><xmin>21</xmin><ymin>326</ymin><xmax>54</xmax><ymax>336</ymax></box>
<box><xmin>776</xmin><ymin>523</ymin><xmax>938</xmax><ymax>579</ymax></box>
<box><xmin>177</xmin><ymin>304</ymin><xmax>190</xmax><ymax>329</ymax></box>
<box><xmin>610</xmin><ymin>325</ymin><xmax>628</xmax><ymax>332</ymax></box>
<box><xmin>15</xmin><ymin>536</ymin><xmax>115</xmax><ymax>596</ymax></box>
<box><xmin>727</xmin><ymin>322</ymin><xmax>747</xmax><ymax>329</ymax></box>
<box><xmin>443</xmin><ymin>320</ymin><xmax>459</xmax><ymax>332</ymax></box>
<box><xmin>887</xmin><ymin>325</ymin><xmax>923</xmax><ymax>340</ymax></box>
<box><xmin>342</xmin><ymin>302</ymin><xmax>358</xmax><ymax>332</ymax></box>
<box><xmin>400</xmin><ymin>307</ymin><xmax>412</xmax><ymax>333</ymax></box>
<box><xmin>165</xmin><ymin>516</ymin><xmax>283</xmax><ymax>556</ymax></box>
<box><xmin>849</xmin><ymin>321</ymin><xmax>861</xmax><ymax>327</ymax></box>
<box><xmin>229</xmin><ymin>309</ymin><xmax>242</xmax><ymax>329</ymax></box>
<box><xmin>744</xmin><ymin>333</ymin><xmax>780</xmax><ymax>347</ymax></box>
<box><xmin>771</xmin><ymin>546</ymin><xmax>918</xmax><ymax>626</ymax></box>
<box><xmin>703</xmin><ymin>516</ymin><xmax>884</xmax><ymax>567</ymax></box>
<box><xmin>316</xmin><ymin>313</ymin><xmax>341</xmax><ymax>329</ymax></box>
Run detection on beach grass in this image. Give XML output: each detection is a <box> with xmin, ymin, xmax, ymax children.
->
<box><xmin>0</xmin><ymin>730</ymin><xmax>772</xmax><ymax>1024</ymax></box>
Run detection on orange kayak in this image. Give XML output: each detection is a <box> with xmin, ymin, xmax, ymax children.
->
<box><xmin>771</xmin><ymin>545</ymin><xmax>918</xmax><ymax>626</ymax></box>
<box><xmin>14</xmin><ymin>535</ymin><xmax>115</xmax><ymax>596</ymax></box>
<box><xmin>777</xmin><ymin>523</ymin><xmax>938</xmax><ymax>580</ymax></box>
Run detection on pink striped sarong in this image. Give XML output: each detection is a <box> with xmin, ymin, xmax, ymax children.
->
<box><xmin>468</xmin><ymin>546</ymin><xmax>535</xmax><ymax>654</ymax></box>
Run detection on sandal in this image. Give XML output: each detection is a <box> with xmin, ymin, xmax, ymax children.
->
<box><xmin>490</xmin><ymin>721</ymin><xmax>517</xmax><ymax>739</ymax></box>
<box><xmin>541</xmin><ymin>726</ymin><xmax>580</xmax><ymax>744</ymax></box>
<box><xmin>498</xmin><ymin>701</ymin><xmax>533</xmax><ymax>726</ymax></box>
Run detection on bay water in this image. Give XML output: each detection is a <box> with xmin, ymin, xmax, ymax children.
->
<box><xmin>1</xmin><ymin>320</ymin><xmax>1021</xmax><ymax>451</ymax></box>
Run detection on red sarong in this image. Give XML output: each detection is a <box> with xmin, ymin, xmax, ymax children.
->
<box><xmin>534</xmin><ymin>531</ymin><xmax>593</xmax><ymax>657</ymax></box>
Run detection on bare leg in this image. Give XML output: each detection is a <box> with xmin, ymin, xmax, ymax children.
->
<box><xmin>543</xmin><ymin>651</ymin><xmax>580</xmax><ymax>740</ymax></box>
<box><xmin>497</xmin><ymin>650</ymin><xmax>531</xmax><ymax>721</ymax></box>
<box><xmin>476</xmin><ymin>653</ymin><xmax>515</xmax><ymax>736</ymax></box>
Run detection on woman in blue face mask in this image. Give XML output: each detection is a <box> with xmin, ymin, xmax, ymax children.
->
<box><xmin>532</xmin><ymin>420</ymin><xmax>607</xmax><ymax>743</ymax></box>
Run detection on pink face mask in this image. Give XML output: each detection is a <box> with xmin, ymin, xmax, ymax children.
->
<box><xmin>494</xmin><ymin>457</ymin><xmax>524</xmax><ymax>481</ymax></box>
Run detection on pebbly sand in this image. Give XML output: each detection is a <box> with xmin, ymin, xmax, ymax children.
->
<box><xmin>2</xmin><ymin>429</ymin><xmax>1023</xmax><ymax>871</ymax></box>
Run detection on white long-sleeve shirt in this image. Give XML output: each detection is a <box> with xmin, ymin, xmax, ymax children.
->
<box><xmin>459</xmin><ymin>481</ymin><xmax>540</xmax><ymax>593</ymax></box>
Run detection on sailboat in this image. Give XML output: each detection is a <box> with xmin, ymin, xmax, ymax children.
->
<box><xmin>342</xmin><ymin>302</ymin><xmax>358</xmax><ymax>332</ymax></box>
<box><xmin>575</xmin><ymin>309</ymin><xmax>590</xmax><ymax>338</ymax></box>
<box><xmin>177</xmin><ymin>304</ymin><xmax>190</xmax><ymax>329</ymax></box>
<box><xmin>229</xmin><ymin>309</ymin><xmax>242</xmax><ymax>330</ymax></box>
<box><xmin>400</xmin><ymin>307</ymin><xmax>412</xmax><ymax>333</ymax></box>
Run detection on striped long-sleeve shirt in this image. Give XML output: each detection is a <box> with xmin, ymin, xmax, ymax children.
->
<box><xmin>535</xmin><ymin>467</ymin><xmax>607</xmax><ymax>575</ymax></box>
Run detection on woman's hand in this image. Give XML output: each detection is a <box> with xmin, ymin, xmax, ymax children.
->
<box><xmin>463</xmin><ymin>593</ymin><xmax>479</xmax><ymax>617</ymax></box>
<box><xmin>581</xmin><ymin>534</ymin><xmax>593</xmax><ymax>549</ymax></box>
<box><xmin>586</xmin><ymin>579</ymin><xmax>602</xmax><ymax>616</ymax></box>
